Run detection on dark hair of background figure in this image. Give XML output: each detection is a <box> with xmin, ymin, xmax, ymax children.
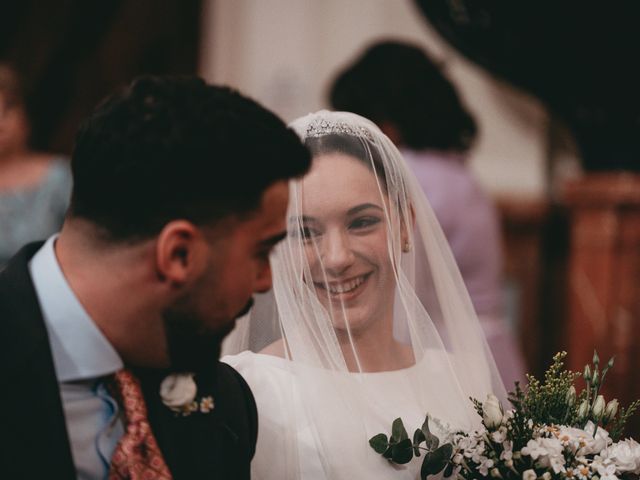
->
<box><xmin>69</xmin><ymin>75</ymin><xmax>311</xmax><ymax>241</ymax></box>
<box><xmin>0</xmin><ymin>63</ymin><xmax>34</xmax><ymax>147</ymax></box>
<box><xmin>330</xmin><ymin>40</ymin><xmax>476</xmax><ymax>152</ymax></box>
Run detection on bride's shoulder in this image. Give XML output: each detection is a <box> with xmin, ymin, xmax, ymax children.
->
<box><xmin>259</xmin><ymin>339</ymin><xmax>287</xmax><ymax>357</ymax></box>
<box><xmin>221</xmin><ymin>344</ymin><xmax>289</xmax><ymax>374</ymax></box>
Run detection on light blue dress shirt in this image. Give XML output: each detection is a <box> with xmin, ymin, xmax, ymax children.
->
<box><xmin>29</xmin><ymin>235</ymin><xmax>125</xmax><ymax>480</ymax></box>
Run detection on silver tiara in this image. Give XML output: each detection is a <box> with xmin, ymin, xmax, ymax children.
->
<box><xmin>305</xmin><ymin>118</ymin><xmax>374</xmax><ymax>141</ymax></box>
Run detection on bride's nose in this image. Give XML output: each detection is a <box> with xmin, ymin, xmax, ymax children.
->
<box><xmin>320</xmin><ymin>230</ymin><xmax>355</xmax><ymax>276</ymax></box>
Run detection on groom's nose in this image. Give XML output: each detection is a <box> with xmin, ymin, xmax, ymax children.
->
<box><xmin>254</xmin><ymin>261</ymin><xmax>273</xmax><ymax>293</ymax></box>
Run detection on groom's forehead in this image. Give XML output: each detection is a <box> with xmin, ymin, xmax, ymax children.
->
<box><xmin>224</xmin><ymin>180</ymin><xmax>289</xmax><ymax>240</ymax></box>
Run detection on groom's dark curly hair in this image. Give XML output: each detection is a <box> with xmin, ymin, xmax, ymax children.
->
<box><xmin>69</xmin><ymin>75</ymin><xmax>310</xmax><ymax>241</ymax></box>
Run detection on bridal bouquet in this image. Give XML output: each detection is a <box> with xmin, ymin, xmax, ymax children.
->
<box><xmin>370</xmin><ymin>352</ymin><xmax>640</xmax><ymax>480</ymax></box>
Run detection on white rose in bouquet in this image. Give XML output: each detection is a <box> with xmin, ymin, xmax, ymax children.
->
<box><xmin>604</xmin><ymin>438</ymin><xmax>640</xmax><ymax>475</ymax></box>
<box><xmin>583</xmin><ymin>421</ymin><xmax>612</xmax><ymax>455</ymax></box>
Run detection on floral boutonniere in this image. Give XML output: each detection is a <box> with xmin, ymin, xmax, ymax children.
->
<box><xmin>160</xmin><ymin>373</ymin><xmax>214</xmax><ymax>416</ymax></box>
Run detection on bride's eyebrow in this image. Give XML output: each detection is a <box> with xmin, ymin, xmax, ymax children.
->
<box><xmin>289</xmin><ymin>215</ymin><xmax>317</xmax><ymax>225</ymax></box>
<box><xmin>347</xmin><ymin>203</ymin><xmax>383</xmax><ymax>215</ymax></box>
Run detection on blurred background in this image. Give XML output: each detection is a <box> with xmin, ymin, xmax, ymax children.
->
<box><xmin>2</xmin><ymin>0</ymin><xmax>640</xmax><ymax>429</ymax></box>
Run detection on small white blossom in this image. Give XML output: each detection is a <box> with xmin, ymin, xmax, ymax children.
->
<box><xmin>500</xmin><ymin>440</ymin><xmax>514</xmax><ymax>469</ymax></box>
<box><xmin>491</xmin><ymin>426</ymin><xmax>508</xmax><ymax>443</ymax></box>
<box><xmin>522</xmin><ymin>469</ymin><xmax>536</xmax><ymax>480</ymax></box>
<box><xmin>596</xmin><ymin>461</ymin><xmax>619</xmax><ymax>480</ymax></box>
<box><xmin>477</xmin><ymin>457</ymin><xmax>494</xmax><ymax>476</ymax></box>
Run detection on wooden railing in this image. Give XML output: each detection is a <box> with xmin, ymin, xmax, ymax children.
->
<box><xmin>563</xmin><ymin>173</ymin><xmax>640</xmax><ymax>424</ymax></box>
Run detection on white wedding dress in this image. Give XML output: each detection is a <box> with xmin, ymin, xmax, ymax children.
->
<box><xmin>224</xmin><ymin>350</ymin><xmax>461</xmax><ymax>480</ymax></box>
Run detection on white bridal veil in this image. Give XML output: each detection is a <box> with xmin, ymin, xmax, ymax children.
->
<box><xmin>223</xmin><ymin>111</ymin><xmax>506</xmax><ymax>479</ymax></box>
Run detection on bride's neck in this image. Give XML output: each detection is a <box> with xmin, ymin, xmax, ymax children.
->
<box><xmin>336</xmin><ymin>320</ymin><xmax>413</xmax><ymax>372</ymax></box>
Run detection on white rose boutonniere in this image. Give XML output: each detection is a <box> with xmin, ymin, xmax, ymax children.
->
<box><xmin>159</xmin><ymin>373</ymin><xmax>215</xmax><ymax>416</ymax></box>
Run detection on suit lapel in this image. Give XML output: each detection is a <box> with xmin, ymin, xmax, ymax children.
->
<box><xmin>138</xmin><ymin>368</ymin><xmax>236</xmax><ymax>479</ymax></box>
<box><xmin>0</xmin><ymin>243</ymin><xmax>76</xmax><ymax>478</ymax></box>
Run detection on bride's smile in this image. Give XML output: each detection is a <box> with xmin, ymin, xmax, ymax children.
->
<box><xmin>314</xmin><ymin>271</ymin><xmax>372</xmax><ymax>299</ymax></box>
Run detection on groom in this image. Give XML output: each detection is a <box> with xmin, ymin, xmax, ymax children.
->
<box><xmin>0</xmin><ymin>76</ymin><xmax>310</xmax><ymax>479</ymax></box>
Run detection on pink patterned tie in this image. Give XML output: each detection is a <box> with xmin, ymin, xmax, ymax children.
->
<box><xmin>108</xmin><ymin>369</ymin><xmax>173</xmax><ymax>480</ymax></box>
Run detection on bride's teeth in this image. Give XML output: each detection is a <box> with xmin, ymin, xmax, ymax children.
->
<box><xmin>327</xmin><ymin>275</ymin><xmax>365</xmax><ymax>294</ymax></box>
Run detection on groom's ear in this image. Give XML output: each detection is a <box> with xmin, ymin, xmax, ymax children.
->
<box><xmin>155</xmin><ymin>220</ymin><xmax>208</xmax><ymax>287</ymax></box>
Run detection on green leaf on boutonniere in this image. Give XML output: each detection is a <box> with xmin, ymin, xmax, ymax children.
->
<box><xmin>391</xmin><ymin>438</ymin><xmax>413</xmax><ymax>464</ymax></box>
<box><xmin>391</xmin><ymin>417</ymin><xmax>409</xmax><ymax>443</ymax></box>
<box><xmin>421</xmin><ymin>443</ymin><xmax>453</xmax><ymax>480</ymax></box>
<box><xmin>413</xmin><ymin>428</ymin><xmax>426</xmax><ymax>456</ymax></box>
<box><xmin>369</xmin><ymin>433</ymin><xmax>389</xmax><ymax>454</ymax></box>
<box><xmin>421</xmin><ymin>416</ymin><xmax>439</xmax><ymax>450</ymax></box>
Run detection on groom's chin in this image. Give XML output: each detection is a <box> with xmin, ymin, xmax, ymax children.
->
<box><xmin>163</xmin><ymin>313</ymin><xmax>229</xmax><ymax>372</ymax></box>
<box><xmin>167</xmin><ymin>330</ymin><xmax>224</xmax><ymax>372</ymax></box>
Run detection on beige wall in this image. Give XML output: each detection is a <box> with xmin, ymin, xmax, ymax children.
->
<box><xmin>199</xmin><ymin>0</ymin><xmax>550</xmax><ymax>197</ymax></box>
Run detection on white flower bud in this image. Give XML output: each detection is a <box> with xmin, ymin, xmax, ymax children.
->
<box><xmin>542</xmin><ymin>472</ymin><xmax>552</xmax><ymax>480</ymax></box>
<box><xmin>453</xmin><ymin>453</ymin><xmax>463</xmax><ymax>464</ymax></box>
<box><xmin>604</xmin><ymin>398</ymin><xmax>619</xmax><ymax>423</ymax></box>
<box><xmin>505</xmin><ymin>459</ymin><xmax>514</xmax><ymax>468</ymax></box>
<box><xmin>491</xmin><ymin>468</ymin><xmax>502</xmax><ymax>478</ymax></box>
<box><xmin>583</xmin><ymin>365</ymin><xmax>591</xmax><ymax>382</ymax></box>
<box><xmin>483</xmin><ymin>394</ymin><xmax>504</xmax><ymax>430</ymax></box>
<box><xmin>578</xmin><ymin>399</ymin><xmax>589</xmax><ymax>419</ymax></box>
<box><xmin>565</xmin><ymin>386</ymin><xmax>577</xmax><ymax>406</ymax></box>
<box><xmin>592</xmin><ymin>395</ymin><xmax>606</xmax><ymax>421</ymax></box>
<box><xmin>523</xmin><ymin>469</ymin><xmax>537</xmax><ymax>480</ymax></box>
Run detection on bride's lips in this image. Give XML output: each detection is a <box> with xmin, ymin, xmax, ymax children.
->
<box><xmin>313</xmin><ymin>272</ymin><xmax>372</xmax><ymax>302</ymax></box>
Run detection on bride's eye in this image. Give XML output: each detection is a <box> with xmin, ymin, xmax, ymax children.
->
<box><xmin>297</xmin><ymin>226</ymin><xmax>320</xmax><ymax>240</ymax></box>
<box><xmin>349</xmin><ymin>216</ymin><xmax>381</xmax><ymax>230</ymax></box>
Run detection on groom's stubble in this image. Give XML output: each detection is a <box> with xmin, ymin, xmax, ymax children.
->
<box><xmin>162</xmin><ymin>296</ymin><xmax>254</xmax><ymax>372</ymax></box>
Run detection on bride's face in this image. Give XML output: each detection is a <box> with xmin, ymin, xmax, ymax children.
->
<box><xmin>296</xmin><ymin>152</ymin><xmax>396</xmax><ymax>333</ymax></box>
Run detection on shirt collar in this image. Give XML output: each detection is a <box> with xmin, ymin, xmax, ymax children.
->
<box><xmin>29</xmin><ymin>235</ymin><xmax>123</xmax><ymax>382</ymax></box>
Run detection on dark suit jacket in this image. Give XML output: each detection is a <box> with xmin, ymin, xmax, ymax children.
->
<box><xmin>0</xmin><ymin>243</ymin><xmax>258</xmax><ymax>479</ymax></box>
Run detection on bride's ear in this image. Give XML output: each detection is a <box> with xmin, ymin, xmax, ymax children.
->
<box><xmin>400</xmin><ymin>203</ymin><xmax>416</xmax><ymax>253</ymax></box>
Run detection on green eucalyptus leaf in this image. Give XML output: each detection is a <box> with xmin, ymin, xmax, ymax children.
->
<box><xmin>421</xmin><ymin>416</ymin><xmax>439</xmax><ymax>450</ymax></box>
<box><xmin>369</xmin><ymin>433</ymin><xmax>389</xmax><ymax>454</ymax></box>
<box><xmin>391</xmin><ymin>438</ymin><xmax>414</xmax><ymax>464</ymax></box>
<box><xmin>421</xmin><ymin>443</ymin><xmax>453</xmax><ymax>479</ymax></box>
<box><xmin>391</xmin><ymin>418</ymin><xmax>409</xmax><ymax>443</ymax></box>
<box><xmin>444</xmin><ymin>463</ymin><xmax>454</xmax><ymax>478</ymax></box>
<box><xmin>413</xmin><ymin>428</ymin><xmax>426</xmax><ymax>456</ymax></box>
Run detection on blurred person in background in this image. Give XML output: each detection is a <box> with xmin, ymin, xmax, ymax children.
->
<box><xmin>330</xmin><ymin>40</ymin><xmax>526</xmax><ymax>386</ymax></box>
<box><xmin>0</xmin><ymin>63</ymin><xmax>71</xmax><ymax>269</ymax></box>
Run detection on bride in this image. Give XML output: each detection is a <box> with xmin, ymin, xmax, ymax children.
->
<box><xmin>222</xmin><ymin>110</ymin><xmax>506</xmax><ymax>479</ymax></box>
